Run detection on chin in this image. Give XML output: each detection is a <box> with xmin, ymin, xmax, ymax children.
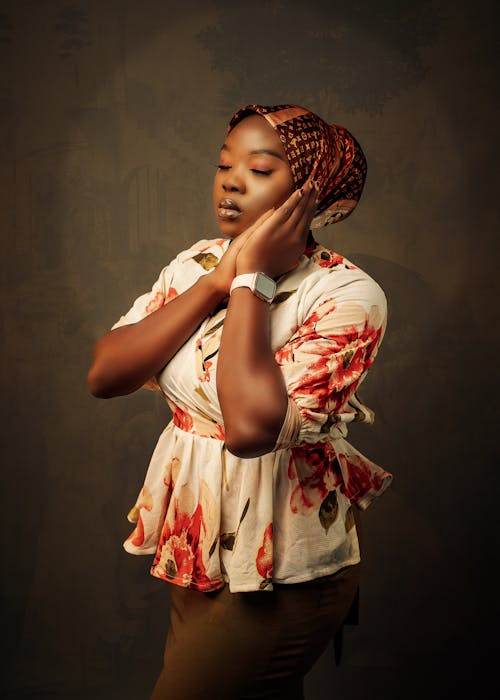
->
<box><xmin>215</xmin><ymin>217</ymin><xmax>245</xmax><ymax>239</ymax></box>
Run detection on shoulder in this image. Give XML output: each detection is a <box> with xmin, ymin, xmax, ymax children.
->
<box><xmin>155</xmin><ymin>237</ymin><xmax>230</xmax><ymax>293</ymax></box>
<box><xmin>297</xmin><ymin>240</ymin><xmax>387</xmax><ymax>318</ymax></box>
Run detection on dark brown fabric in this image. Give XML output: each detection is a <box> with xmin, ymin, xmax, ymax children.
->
<box><xmin>150</xmin><ymin>563</ymin><xmax>360</xmax><ymax>700</ymax></box>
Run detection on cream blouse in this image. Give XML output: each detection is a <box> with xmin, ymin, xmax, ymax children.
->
<box><xmin>112</xmin><ymin>236</ymin><xmax>393</xmax><ymax>593</ymax></box>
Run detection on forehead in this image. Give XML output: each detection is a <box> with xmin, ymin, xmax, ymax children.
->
<box><xmin>223</xmin><ymin>114</ymin><xmax>286</xmax><ymax>157</ymax></box>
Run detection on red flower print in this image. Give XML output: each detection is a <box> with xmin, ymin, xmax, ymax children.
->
<box><xmin>128</xmin><ymin>514</ymin><xmax>145</xmax><ymax>547</ymax></box>
<box><xmin>256</xmin><ymin>523</ymin><xmax>273</xmax><ymax>580</ymax></box>
<box><xmin>145</xmin><ymin>288</ymin><xmax>178</xmax><ymax>316</ymax></box>
<box><xmin>126</xmin><ymin>486</ymin><xmax>153</xmax><ymax>547</ymax></box>
<box><xmin>314</xmin><ymin>251</ymin><xmax>345</xmax><ymax>268</ymax></box>
<box><xmin>172</xmin><ymin>405</ymin><xmax>194</xmax><ymax>433</ymax></box>
<box><xmin>336</xmin><ymin>452</ymin><xmax>392</xmax><ymax>506</ymax></box>
<box><xmin>288</xmin><ymin>443</ymin><xmax>342</xmax><ymax>516</ymax></box>
<box><xmin>212</xmin><ymin>423</ymin><xmax>226</xmax><ymax>441</ymax></box>
<box><xmin>163</xmin><ymin>456</ymin><xmax>180</xmax><ymax>489</ymax></box>
<box><xmin>145</xmin><ymin>291</ymin><xmax>166</xmax><ymax>314</ymax></box>
<box><xmin>151</xmin><ymin>481</ymin><xmax>220</xmax><ymax>590</ymax></box>
<box><xmin>275</xmin><ymin>344</ymin><xmax>294</xmax><ymax>364</ymax></box>
<box><xmin>277</xmin><ymin>297</ymin><xmax>385</xmax><ymax>425</ymax></box>
<box><xmin>200</xmin><ymin>360</ymin><xmax>213</xmax><ymax>383</ymax></box>
<box><xmin>154</xmin><ymin>496</ymin><xmax>212</xmax><ymax>588</ymax></box>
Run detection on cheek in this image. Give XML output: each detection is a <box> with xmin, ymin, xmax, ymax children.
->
<box><xmin>255</xmin><ymin>179</ymin><xmax>294</xmax><ymax>210</ymax></box>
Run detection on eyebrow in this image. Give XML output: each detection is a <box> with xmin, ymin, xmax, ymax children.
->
<box><xmin>220</xmin><ymin>144</ymin><xmax>287</xmax><ymax>162</ymax></box>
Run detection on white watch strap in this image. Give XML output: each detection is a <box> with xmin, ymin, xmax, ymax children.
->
<box><xmin>229</xmin><ymin>273</ymin><xmax>257</xmax><ymax>295</ymax></box>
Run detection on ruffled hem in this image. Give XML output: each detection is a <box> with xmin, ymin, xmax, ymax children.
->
<box><xmin>148</xmin><ymin>556</ymin><xmax>362</xmax><ymax>594</ymax></box>
<box><xmin>150</xmin><ymin>564</ymin><xmax>225</xmax><ymax>592</ymax></box>
<box><xmin>122</xmin><ymin>421</ymin><xmax>390</xmax><ymax>592</ymax></box>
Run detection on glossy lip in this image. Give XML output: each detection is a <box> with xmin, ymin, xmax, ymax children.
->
<box><xmin>217</xmin><ymin>197</ymin><xmax>242</xmax><ymax>221</ymax></box>
<box><xmin>218</xmin><ymin>197</ymin><xmax>241</xmax><ymax>212</ymax></box>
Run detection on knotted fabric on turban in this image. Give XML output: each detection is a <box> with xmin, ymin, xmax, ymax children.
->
<box><xmin>228</xmin><ymin>104</ymin><xmax>367</xmax><ymax>228</ymax></box>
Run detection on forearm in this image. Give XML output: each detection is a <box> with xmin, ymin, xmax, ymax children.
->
<box><xmin>88</xmin><ymin>274</ymin><xmax>226</xmax><ymax>398</ymax></box>
<box><xmin>217</xmin><ymin>288</ymin><xmax>288</xmax><ymax>457</ymax></box>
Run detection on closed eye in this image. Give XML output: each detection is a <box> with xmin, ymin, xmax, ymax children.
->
<box><xmin>215</xmin><ymin>165</ymin><xmax>272</xmax><ymax>176</ymax></box>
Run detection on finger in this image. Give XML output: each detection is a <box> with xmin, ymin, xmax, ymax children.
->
<box><xmin>243</xmin><ymin>208</ymin><xmax>275</xmax><ymax>239</ymax></box>
<box><xmin>251</xmin><ymin>208</ymin><xmax>275</xmax><ymax>229</ymax></box>
<box><xmin>253</xmin><ymin>185</ymin><xmax>313</xmax><ymax>243</ymax></box>
<box><xmin>233</xmin><ymin>209</ymin><xmax>275</xmax><ymax>250</ymax></box>
<box><xmin>289</xmin><ymin>181</ymin><xmax>315</xmax><ymax>223</ymax></box>
<box><xmin>299</xmin><ymin>182</ymin><xmax>320</xmax><ymax>235</ymax></box>
<box><xmin>274</xmin><ymin>187</ymin><xmax>305</xmax><ymax>223</ymax></box>
<box><xmin>286</xmin><ymin>180</ymin><xmax>318</xmax><ymax>234</ymax></box>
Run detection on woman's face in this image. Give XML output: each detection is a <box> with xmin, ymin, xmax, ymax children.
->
<box><xmin>213</xmin><ymin>114</ymin><xmax>295</xmax><ymax>238</ymax></box>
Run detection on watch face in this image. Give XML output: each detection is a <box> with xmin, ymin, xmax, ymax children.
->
<box><xmin>255</xmin><ymin>272</ymin><xmax>276</xmax><ymax>301</ymax></box>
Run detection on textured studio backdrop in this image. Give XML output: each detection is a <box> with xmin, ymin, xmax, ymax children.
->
<box><xmin>0</xmin><ymin>1</ymin><xmax>498</xmax><ymax>698</ymax></box>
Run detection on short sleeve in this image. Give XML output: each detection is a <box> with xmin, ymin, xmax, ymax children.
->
<box><xmin>110</xmin><ymin>237</ymin><xmax>229</xmax><ymax>331</ymax></box>
<box><xmin>111</xmin><ymin>264</ymin><xmax>178</xmax><ymax>331</ymax></box>
<box><xmin>275</xmin><ymin>285</ymin><xmax>387</xmax><ymax>440</ymax></box>
<box><xmin>108</xmin><ymin>237</ymin><xmax>230</xmax><ymax>391</ymax></box>
<box><xmin>109</xmin><ymin>261</ymin><xmax>180</xmax><ymax>391</ymax></box>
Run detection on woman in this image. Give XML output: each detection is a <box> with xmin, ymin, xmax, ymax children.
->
<box><xmin>88</xmin><ymin>104</ymin><xmax>393</xmax><ymax>700</ymax></box>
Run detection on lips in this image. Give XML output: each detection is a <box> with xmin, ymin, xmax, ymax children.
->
<box><xmin>218</xmin><ymin>198</ymin><xmax>242</xmax><ymax>221</ymax></box>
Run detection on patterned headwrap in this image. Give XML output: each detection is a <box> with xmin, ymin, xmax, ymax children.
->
<box><xmin>228</xmin><ymin>104</ymin><xmax>367</xmax><ymax>228</ymax></box>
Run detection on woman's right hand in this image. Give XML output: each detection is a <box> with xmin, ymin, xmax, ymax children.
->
<box><xmin>209</xmin><ymin>209</ymin><xmax>275</xmax><ymax>295</ymax></box>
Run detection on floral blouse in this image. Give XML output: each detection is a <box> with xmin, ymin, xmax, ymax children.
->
<box><xmin>112</xmin><ymin>236</ymin><xmax>393</xmax><ymax>593</ymax></box>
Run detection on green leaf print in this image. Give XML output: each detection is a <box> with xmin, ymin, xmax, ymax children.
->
<box><xmin>208</xmin><ymin>536</ymin><xmax>218</xmax><ymax>557</ymax></box>
<box><xmin>319</xmin><ymin>490</ymin><xmax>339</xmax><ymax>533</ymax></box>
<box><xmin>220</xmin><ymin>532</ymin><xmax>236</xmax><ymax>550</ymax></box>
<box><xmin>194</xmin><ymin>385</ymin><xmax>210</xmax><ymax>403</ymax></box>
<box><xmin>342</xmin><ymin>349</ymin><xmax>354</xmax><ymax>370</ymax></box>
<box><xmin>345</xmin><ymin>506</ymin><xmax>355</xmax><ymax>533</ymax></box>
<box><xmin>239</xmin><ymin>498</ymin><xmax>250</xmax><ymax>524</ymax></box>
<box><xmin>220</xmin><ymin>500</ymin><xmax>250</xmax><ymax>551</ymax></box>
<box><xmin>320</xmin><ymin>414</ymin><xmax>340</xmax><ymax>433</ymax></box>
<box><xmin>193</xmin><ymin>252</ymin><xmax>219</xmax><ymax>270</ymax></box>
<box><xmin>165</xmin><ymin>559</ymin><xmax>177</xmax><ymax>577</ymax></box>
<box><xmin>204</xmin><ymin>318</ymin><xmax>225</xmax><ymax>336</ymax></box>
<box><xmin>272</xmin><ymin>289</ymin><xmax>297</xmax><ymax>304</ymax></box>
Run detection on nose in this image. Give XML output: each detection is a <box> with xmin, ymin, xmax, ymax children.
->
<box><xmin>221</xmin><ymin>169</ymin><xmax>245</xmax><ymax>193</ymax></box>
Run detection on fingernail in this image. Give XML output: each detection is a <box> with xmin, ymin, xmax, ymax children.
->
<box><xmin>299</xmin><ymin>188</ymin><xmax>304</xmax><ymax>197</ymax></box>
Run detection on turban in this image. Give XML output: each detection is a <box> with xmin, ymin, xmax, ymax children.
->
<box><xmin>228</xmin><ymin>104</ymin><xmax>367</xmax><ymax>228</ymax></box>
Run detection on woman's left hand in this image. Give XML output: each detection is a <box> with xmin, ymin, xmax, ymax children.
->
<box><xmin>235</xmin><ymin>180</ymin><xmax>318</xmax><ymax>279</ymax></box>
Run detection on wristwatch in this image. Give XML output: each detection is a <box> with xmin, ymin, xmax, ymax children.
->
<box><xmin>229</xmin><ymin>272</ymin><xmax>276</xmax><ymax>303</ymax></box>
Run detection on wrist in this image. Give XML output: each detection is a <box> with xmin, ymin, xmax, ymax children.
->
<box><xmin>199</xmin><ymin>271</ymin><xmax>229</xmax><ymax>302</ymax></box>
<box><xmin>236</xmin><ymin>264</ymin><xmax>269</xmax><ymax>276</ymax></box>
<box><xmin>230</xmin><ymin>272</ymin><xmax>276</xmax><ymax>303</ymax></box>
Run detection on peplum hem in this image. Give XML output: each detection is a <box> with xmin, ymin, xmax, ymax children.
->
<box><xmin>122</xmin><ymin>419</ymin><xmax>389</xmax><ymax>593</ymax></box>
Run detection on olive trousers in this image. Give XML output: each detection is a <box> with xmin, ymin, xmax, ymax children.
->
<box><xmin>150</xmin><ymin>563</ymin><xmax>360</xmax><ymax>700</ymax></box>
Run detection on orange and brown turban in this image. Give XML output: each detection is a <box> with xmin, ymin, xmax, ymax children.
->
<box><xmin>228</xmin><ymin>104</ymin><xmax>367</xmax><ymax>228</ymax></box>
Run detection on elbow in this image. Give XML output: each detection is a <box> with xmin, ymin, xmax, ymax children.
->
<box><xmin>225</xmin><ymin>438</ymin><xmax>272</xmax><ymax>459</ymax></box>
<box><xmin>87</xmin><ymin>362</ymin><xmax>118</xmax><ymax>399</ymax></box>
<box><xmin>224</xmin><ymin>422</ymin><xmax>279</xmax><ymax>459</ymax></box>
<box><xmin>88</xmin><ymin>337</ymin><xmax>115</xmax><ymax>398</ymax></box>
<box><xmin>87</xmin><ymin>366</ymin><xmax>110</xmax><ymax>399</ymax></box>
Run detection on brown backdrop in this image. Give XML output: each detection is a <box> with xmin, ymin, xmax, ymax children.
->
<box><xmin>1</xmin><ymin>1</ymin><xmax>498</xmax><ymax>698</ymax></box>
